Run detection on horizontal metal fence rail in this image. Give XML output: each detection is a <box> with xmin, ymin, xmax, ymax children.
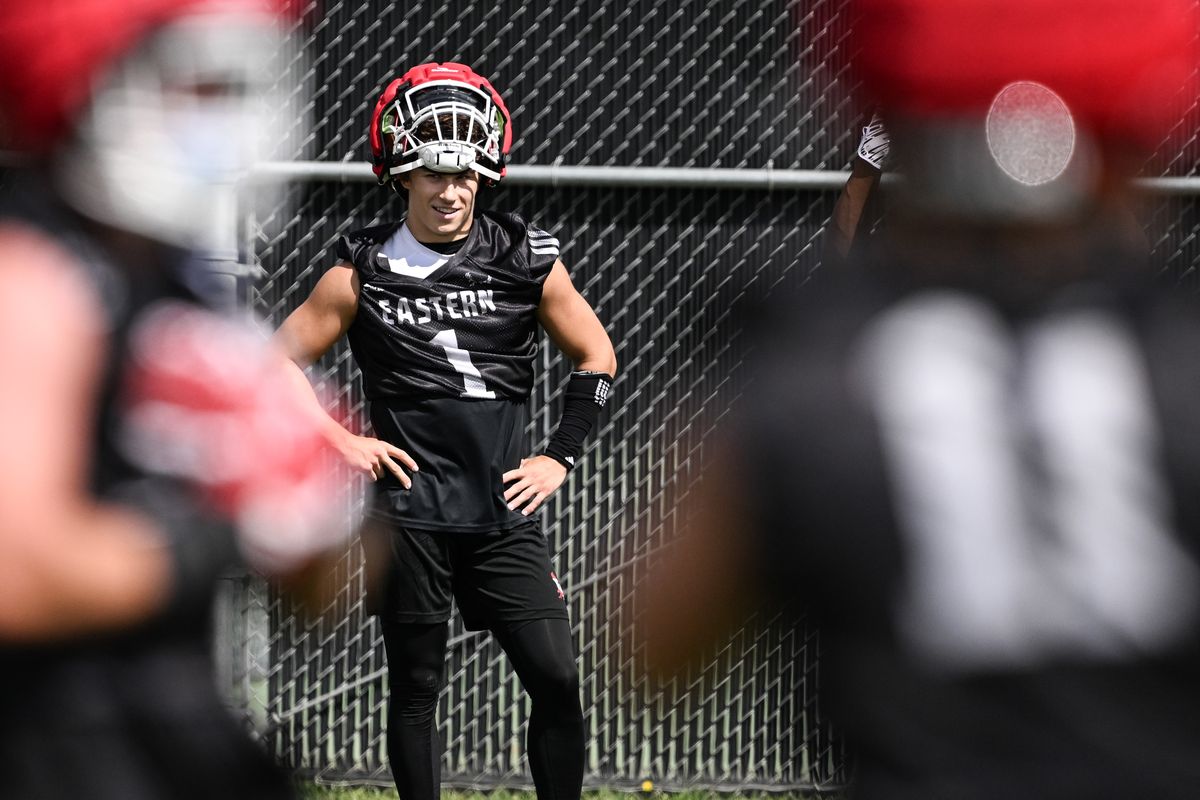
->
<box><xmin>250</xmin><ymin>161</ymin><xmax>1200</xmax><ymax>194</ymax></box>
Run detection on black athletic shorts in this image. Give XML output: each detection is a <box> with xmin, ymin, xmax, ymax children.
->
<box><xmin>368</xmin><ymin>516</ymin><xmax>570</xmax><ymax>631</ymax></box>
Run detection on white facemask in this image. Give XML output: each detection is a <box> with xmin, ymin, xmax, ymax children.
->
<box><xmin>54</xmin><ymin>12</ymin><xmax>291</xmax><ymax>251</ymax></box>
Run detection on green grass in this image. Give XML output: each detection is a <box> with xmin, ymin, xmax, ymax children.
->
<box><xmin>297</xmin><ymin>787</ymin><xmax>839</xmax><ymax>800</ymax></box>
<box><xmin>296</xmin><ymin>792</ymin><xmax>591</xmax><ymax>800</ymax></box>
<box><xmin>297</xmin><ymin>790</ymin><xmax>571</xmax><ymax>800</ymax></box>
<box><xmin>297</xmin><ymin>786</ymin><xmax>395</xmax><ymax>800</ymax></box>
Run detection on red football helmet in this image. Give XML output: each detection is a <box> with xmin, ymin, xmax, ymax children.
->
<box><xmin>0</xmin><ymin>0</ymin><xmax>292</xmax><ymax>154</ymax></box>
<box><xmin>370</xmin><ymin>62</ymin><xmax>512</xmax><ymax>186</ymax></box>
<box><xmin>851</xmin><ymin>0</ymin><xmax>1198</xmax><ymax>155</ymax></box>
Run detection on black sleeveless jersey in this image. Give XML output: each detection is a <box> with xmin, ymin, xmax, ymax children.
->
<box><xmin>0</xmin><ymin>181</ymin><xmax>292</xmax><ymax>799</ymax></box>
<box><xmin>340</xmin><ymin>210</ymin><xmax>558</xmax><ymax>401</ymax></box>
<box><xmin>338</xmin><ymin>211</ymin><xmax>559</xmax><ymax>532</ymax></box>
<box><xmin>738</xmin><ymin>247</ymin><xmax>1200</xmax><ymax>800</ymax></box>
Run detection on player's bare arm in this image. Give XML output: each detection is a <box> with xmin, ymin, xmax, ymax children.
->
<box><xmin>823</xmin><ymin>114</ymin><xmax>889</xmax><ymax>264</ymax></box>
<box><xmin>0</xmin><ymin>236</ymin><xmax>172</xmax><ymax>640</ymax></box>
<box><xmin>274</xmin><ymin>262</ymin><xmax>418</xmax><ymax>486</ymax></box>
<box><xmin>536</xmin><ymin>260</ymin><xmax>618</xmax><ymax>375</ymax></box>
<box><xmin>503</xmin><ymin>259</ymin><xmax>617</xmax><ymax>515</ymax></box>
<box><xmin>826</xmin><ymin>156</ymin><xmax>883</xmax><ymax>261</ymax></box>
<box><xmin>636</xmin><ymin>440</ymin><xmax>755</xmax><ymax>678</ymax></box>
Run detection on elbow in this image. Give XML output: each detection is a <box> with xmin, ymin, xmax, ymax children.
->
<box><xmin>575</xmin><ymin>345</ymin><xmax>616</xmax><ymax>378</ymax></box>
<box><xmin>599</xmin><ymin>338</ymin><xmax>617</xmax><ymax>377</ymax></box>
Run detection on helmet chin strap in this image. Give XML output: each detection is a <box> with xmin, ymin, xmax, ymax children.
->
<box><xmin>418</xmin><ymin>142</ymin><xmax>475</xmax><ymax>173</ymax></box>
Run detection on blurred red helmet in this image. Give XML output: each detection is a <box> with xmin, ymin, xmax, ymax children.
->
<box><xmin>0</xmin><ymin>0</ymin><xmax>291</xmax><ymax>153</ymax></box>
<box><xmin>851</xmin><ymin>0</ymin><xmax>1198</xmax><ymax>154</ymax></box>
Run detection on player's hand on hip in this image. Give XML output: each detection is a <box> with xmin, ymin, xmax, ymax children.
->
<box><xmin>503</xmin><ymin>455</ymin><xmax>567</xmax><ymax>516</ymax></box>
<box><xmin>336</xmin><ymin>432</ymin><xmax>418</xmax><ymax>486</ymax></box>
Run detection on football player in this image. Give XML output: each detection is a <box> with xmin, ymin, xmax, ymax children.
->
<box><xmin>0</xmin><ymin>0</ymin><xmax>344</xmax><ymax>797</ymax></box>
<box><xmin>274</xmin><ymin>62</ymin><xmax>617</xmax><ymax>800</ymax></box>
<box><xmin>639</xmin><ymin>0</ymin><xmax>1200</xmax><ymax>798</ymax></box>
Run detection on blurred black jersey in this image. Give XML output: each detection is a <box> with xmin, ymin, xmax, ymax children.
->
<box><xmin>338</xmin><ymin>211</ymin><xmax>559</xmax><ymax>531</ymax></box>
<box><xmin>0</xmin><ymin>180</ymin><xmax>292</xmax><ymax>800</ymax></box>
<box><xmin>738</xmin><ymin>246</ymin><xmax>1200</xmax><ymax>800</ymax></box>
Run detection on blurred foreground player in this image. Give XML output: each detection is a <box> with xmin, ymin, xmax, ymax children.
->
<box><xmin>274</xmin><ymin>63</ymin><xmax>616</xmax><ymax>800</ymax></box>
<box><xmin>0</xmin><ymin>1</ymin><xmax>347</xmax><ymax>798</ymax></box>
<box><xmin>640</xmin><ymin>1</ymin><xmax>1200</xmax><ymax>798</ymax></box>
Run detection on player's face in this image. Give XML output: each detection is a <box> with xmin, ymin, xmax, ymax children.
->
<box><xmin>55</xmin><ymin>12</ymin><xmax>290</xmax><ymax>250</ymax></box>
<box><xmin>401</xmin><ymin>168</ymin><xmax>479</xmax><ymax>243</ymax></box>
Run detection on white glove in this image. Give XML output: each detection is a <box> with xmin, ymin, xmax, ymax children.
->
<box><xmin>857</xmin><ymin>113</ymin><xmax>891</xmax><ymax>170</ymax></box>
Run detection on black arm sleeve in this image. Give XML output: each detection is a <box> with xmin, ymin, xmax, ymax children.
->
<box><xmin>543</xmin><ymin>370</ymin><xmax>613</xmax><ymax>470</ymax></box>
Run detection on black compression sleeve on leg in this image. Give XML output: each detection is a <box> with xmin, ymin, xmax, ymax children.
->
<box><xmin>543</xmin><ymin>370</ymin><xmax>613</xmax><ymax>470</ymax></box>
<box><xmin>381</xmin><ymin>621</ymin><xmax>449</xmax><ymax>800</ymax></box>
<box><xmin>493</xmin><ymin>619</ymin><xmax>585</xmax><ymax>800</ymax></box>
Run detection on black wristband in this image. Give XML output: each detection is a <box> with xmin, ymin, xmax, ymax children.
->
<box><xmin>543</xmin><ymin>370</ymin><xmax>613</xmax><ymax>470</ymax></box>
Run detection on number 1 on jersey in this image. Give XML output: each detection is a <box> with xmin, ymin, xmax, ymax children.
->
<box><xmin>431</xmin><ymin>329</ymin><xmax>496</xmax><ymax>399</ymax></box>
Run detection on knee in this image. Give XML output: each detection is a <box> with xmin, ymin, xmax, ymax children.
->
<box><xmin>548</xmin><ymin>659</ymin><xmax>581</xmax><ymax>697</ymax></box>
<box><xmin>389</xmin><ymin>664</ymin><xmax>442</xmax><ymax>705</ymax></box>
<box><xmin>388</xmin><ymin>664</ymin><xmax>442</xmax><ymax>729</ymax></box>
<box><xmin>528</xmin><ymin>658</ymin><xmax>581</xmax><ymax>708</ymax></box>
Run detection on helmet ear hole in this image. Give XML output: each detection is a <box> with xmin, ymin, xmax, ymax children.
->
<box><xmin>370</xmin><ymin>78</ymin><xmax>406</xmax><ymax>183</ymax></box>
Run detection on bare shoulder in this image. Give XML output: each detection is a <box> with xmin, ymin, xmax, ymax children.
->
<box><xmin>299</xmin><ymin>260</ymin><xmax>362</xmax><ymax>324</ymax></box>
<box><xmin>274</xmin><ymin>260</ymin><xmax>361</xmax><ymax>364</ymax></box>
<box><xmin>311</xmin><ymin>260</ymin><xmax>361</xmax><ymax>309</ymax></box>
<box><xmin>0</xmin><ymin>223</ymin><xmax>104</xmax><ymax>340</ymax></box>
<box><xmin>539</xmin><ymin>258</ymin><xmax>577</xmax><ymax>299</ymax></box>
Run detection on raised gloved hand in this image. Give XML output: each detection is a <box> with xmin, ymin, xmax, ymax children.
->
<box><xmin>857</xmin><ymin>113</ymin><xmax>891</xmax><ymax>170</ymax></box>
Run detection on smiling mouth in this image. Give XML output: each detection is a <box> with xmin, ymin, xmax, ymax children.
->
<box><xmin>433</xmin><ymin>205</ymin><xmax>459</xmax><ymax>216</ymax></box>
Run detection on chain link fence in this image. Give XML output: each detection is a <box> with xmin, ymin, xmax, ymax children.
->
<box><xmin>222</xmin><ymin>0</ymin><xmax>1200</xmax><ymax>791</ymax></box>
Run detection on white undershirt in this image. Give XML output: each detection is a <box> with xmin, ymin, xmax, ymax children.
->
<box><xmin>379</xmin><ymin>221</ymin><xmax>449</xmax><ymax>280</ymax></box>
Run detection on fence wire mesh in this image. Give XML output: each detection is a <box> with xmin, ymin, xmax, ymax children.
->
<box><xmin>227</xmin><ymin>0</ymin><xmax>1200</xmax><ymax>790</ymax></box>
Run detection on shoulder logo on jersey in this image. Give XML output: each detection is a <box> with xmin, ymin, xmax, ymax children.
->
<box><xmin>529</xmin><ymin>228</ymin><xmax>560</xmax><ymax>258</ymax></box>
<box><xmin>363</xmin><ymin>284</ymin><xmax>498</xmax><ymax>327</ymax></box>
